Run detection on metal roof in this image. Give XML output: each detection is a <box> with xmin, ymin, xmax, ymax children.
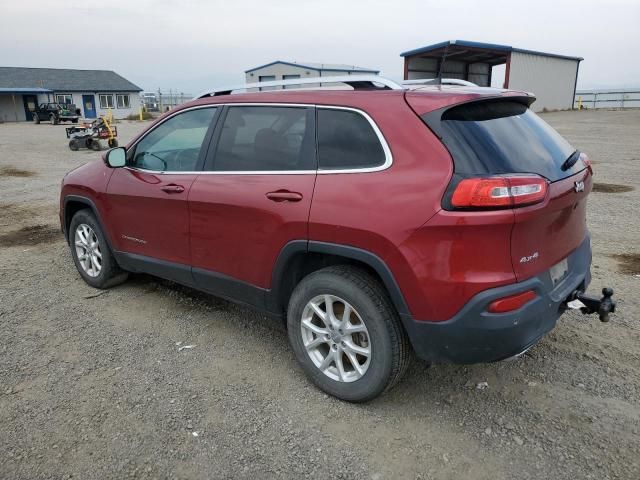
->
<box><xmin>245</xmin><ymin>60</ymin><xmax>380</xmax><ymax>74</ymax></box>
<box><xmin>400</xmin><ymin>40</ymin><xmax>583</xmax><ymax>62</ymax></box>
<box><xmin>0</xmin><ymin>67</ymin><xmax>143</xmax><ymax>92</ymax></box>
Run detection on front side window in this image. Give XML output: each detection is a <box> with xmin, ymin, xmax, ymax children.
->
<box><xmin>99</xmin><ymin>94</ymin><xmax>114</xmax><ymax>109</ymax></box>
<box><xmin>211</xmin><ymin>106</ymin><xmax>313</xmax><ymax>171</ymax></box>
<box><xmin>130</xmin><ymin>107</ymin><xmax>217</xmax><ymax>172</ymax></box>
<box><xmin>317</xmin><ymin>109</ymin><xmax>386</xmax><ymax>170</ymax></box>
<box><xmin>116</xmin><ymin>94</ymin><xmax>130</xmax><ymax>109</ymax></box>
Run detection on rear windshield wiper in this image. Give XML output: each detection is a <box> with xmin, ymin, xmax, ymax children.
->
<box><xmin>561</xmin><ymin>150</ymin><xmax>580</xmax><ymax>171</ymax></box>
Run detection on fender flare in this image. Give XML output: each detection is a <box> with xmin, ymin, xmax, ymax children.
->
<box><xmin>269</xmin><ymin>240</ymin><xmax>411</xmax><ymax>317</ymax></box>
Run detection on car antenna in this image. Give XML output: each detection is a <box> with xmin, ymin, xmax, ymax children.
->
<box><xmin>436</xmin><ymin>44</ymin><xmax>450</xmax><ymax>85</ymax></box>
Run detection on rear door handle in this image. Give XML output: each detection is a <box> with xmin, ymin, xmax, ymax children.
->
<box><xmin>161</xmin><ymin>184</ymin><xmax>185</xmax><ymax>194</ymax></box>
<box><xmin>266</xmin><ymin>190</ymin><xmax>303</xmax><ymax>202</ymax></box>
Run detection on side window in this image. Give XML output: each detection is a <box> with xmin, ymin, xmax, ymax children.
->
<box><xmin>317</xmin><ymin>109</ymin><xmax>386</xmax><ymax>170</ymax></box>
<box><xmin>211</xmin><ymin>106</ymin><xmax>313</xmax><ymax>171</ymax></box>
<box><xmin>130</xmin><ymin>107</ymin><xmax>217</xmax><ymax>172</ymax></box>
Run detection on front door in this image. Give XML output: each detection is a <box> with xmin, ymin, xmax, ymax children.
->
<box><xmin>105</xmin><ymin>107</ymin><xmax>219</xmax><ymax>272</ymax></box>
<box><xmin>22</xmin><ymin>95</ymin><xmax>37</xmax><ymax>121</ymax></box>
<box><xmin>189</xmin><ymin>105</ymin><xmax>316</xmax><ymax>292</ymax></box>
<box><xmin>82</xmin><ymin>94</ymin><xmax>97</xmax><ymax>118</ymax></box>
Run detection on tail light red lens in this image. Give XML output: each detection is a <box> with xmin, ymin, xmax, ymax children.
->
<box><xmin>487</xmin><ymin>290</ymin><xmax>537</xmax><ymax>313</ymax></box>
<box><xmin>451</xmin><ymin>175</ymin><xmax>548</xmax><ymax>209</ymax></box>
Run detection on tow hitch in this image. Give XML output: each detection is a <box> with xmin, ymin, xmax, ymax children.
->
<box><xmin>567</xmin><ymin>288</ymin><xmax>616</xmax><ymax>322</ymax></box>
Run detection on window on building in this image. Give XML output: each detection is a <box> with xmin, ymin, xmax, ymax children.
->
<box><xmin>116</xmin><ymin>94</ymin><xmax>131</xmax><ymax>109</ymax></box>
<box><xmin>131</xmin><ymin>107</ymin><xmax>217</xmax><ymax>172</ymax></box>
<box><xmin>258</xmin><ymin>75</ymin><xmax>277</xmax><ymax>91</ymax></box>
<box><xmin>211</xmin><ymin>106</ymin><xmax>313</xmax><ymax>171</ymax></box>
<box><xmin>99</xmin><ymin>94</ymin><xmax>115</xmax><ymax>109</ymax></box>
<box><xmin>55</xmin><ymin>94</ymin><xmax>73</xmax><ymax>105</ymax></box>
<box><xmin>317</xmin><ymin>109</ymin><xmax>386</xmax><ymax>170</ymax></box>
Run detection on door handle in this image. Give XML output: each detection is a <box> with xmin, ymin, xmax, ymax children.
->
<box><xmin>161</xmin><ymin>184</ymin><xmax>185</xmax><ymax>194</ymax></box>
<box><xmin>266</xmin><ymin>190</ymin><xmax>303</xmax><ymax>202</ymax></box>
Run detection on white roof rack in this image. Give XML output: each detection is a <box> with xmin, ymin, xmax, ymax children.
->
<box><xmin>195</xmin><ymin>75</ymin><xmax>404</xmax><ymax>99</ymax></box>
<box><xmin>402</xmin><ymin>78</ymin><xmax>478</xmax><ymax>87</ymax></box>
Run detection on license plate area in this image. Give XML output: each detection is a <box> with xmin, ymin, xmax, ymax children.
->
<box><xmin>550</xmin><ymin>258</ymin><xmax>569</xmax><ymax>286</ymax></box>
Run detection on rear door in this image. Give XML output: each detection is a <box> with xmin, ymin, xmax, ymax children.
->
<box><xmin>189</xmin><ymin>104</ymin><xmax>316</xmax><ymax>294</ymax></box>
<box><xmin>417</xmin><ymin>98</ymin><xmax>592</xmax><ymax>281</ymax></box>
<box><xmin>106</xmin><ymin>106</ymin><xmax>218</xmax><ymax>267</ymax></box>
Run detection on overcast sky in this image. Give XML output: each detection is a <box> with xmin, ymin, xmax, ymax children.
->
<box><xmin>2</xmin><ymin>0</ymin><xmax>638</xmax><ymax>94</ymax></box>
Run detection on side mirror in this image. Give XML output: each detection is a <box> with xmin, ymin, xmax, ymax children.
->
<box><xmin>106</xmin><ymin>147</ymin><xmax>126</xmax><ymax>168</ymax></box>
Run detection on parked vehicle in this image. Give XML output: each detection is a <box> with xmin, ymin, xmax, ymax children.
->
<box><xmin>66</xmin><ymin>117</ymin><xmax>118</xmax><ymax>151</ymax></box>
<box><xmin>59</xmin><ymin>76</ymin><xmax>614</xmax><ymax>402</ymax></box>
<box><xmin>33</xmin><ymin>102</ymin><xmax>80</xmax><ymax>124</ymax></box>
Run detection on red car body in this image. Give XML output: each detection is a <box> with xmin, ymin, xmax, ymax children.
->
<box><xmin>60</xmin><ymin>86</ymin><xmax>594</xmax><ymax>364</ymax></box>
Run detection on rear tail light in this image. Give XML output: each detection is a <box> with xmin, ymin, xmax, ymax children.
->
<box><xmin>487</xmin><ymin>290</ymin><xmax>537</xmax><ymax>313</ymax></box>
<box><xmin>451</xmin><ymin>175</ymin><xmax>548</xmax><ymax>209</ymax></box>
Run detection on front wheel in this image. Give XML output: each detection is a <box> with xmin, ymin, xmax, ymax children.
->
<box><xmin>107</xmin><ymin>138</ymin><xmax>118</xmax><ymax>148</ymax></box>
<box><xmin>287</xmin><ymin>266</ymin><xmax>411</xmax><ymax>402</ymax></box>
<box><xmin>50</xmin><ymin>114</ymin><xmax>58</xmax><ymax>125</ymax></box>
<box><xmin>32</xmin><ymin>114</ymin><xmax>40</xmax><ymax>124</ymax></box>
<box><xmin>69</xmin><ymin>210</ymin><xmax>128</xmax><ymax>289</ymax></box>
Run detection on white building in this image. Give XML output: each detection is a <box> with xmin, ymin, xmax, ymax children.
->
<box><xmin>401</xmin><ymin>40</ymin><xmax>583</xmax><ymax>112</ymax></box>
<box><xmin>245</xmin><ymin>61</ymin><xmax>380</xmax><ymax>89</ymax></box>
<box><xmin>0</xmin><ymin>67</ymin><xmax>143</xmax><ymax>122</ymax></box>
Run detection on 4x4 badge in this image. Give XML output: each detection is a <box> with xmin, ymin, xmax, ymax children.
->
<box><xmin>574</xmin><ymin>180</ymin><xmax>585</xmax><ymax>192</ymax></box>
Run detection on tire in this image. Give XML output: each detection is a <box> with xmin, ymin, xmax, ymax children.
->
<box><xmin>50</xmin><ymin>114</ymin><xmax>58</xmax><ymax>125</ymax></box>
<box><xmin>287</xmin><ymin>265</ymin><xmax>411</xmax><ymax>402</ymax></box>
<box><xmin>90</xmin><ymin>139</ymin><xmax>102</xmax><ymax>151</ymax></box>
<box><xmin>32</xmin><ymin>114</ymin><xmax>40</xmax><ymax>124</ymax></box>
<box><xmin>69</xmin><ymin>139</ymin><xmax>79</xmax><ymax>151</ymax></box>
<box><xmin>107</xmin><ymin>138</ymin><xmax>118</xmax><ymax>148</ymax></box>
<box><xmin>68</xmin><ymin>209</ymin><xmax>128</xmax><ymax>289</ymax></box>
<box><xmin>72</xmin><ymin>118</ymin><xmax>79</xmax><ymax>124</ymax></box>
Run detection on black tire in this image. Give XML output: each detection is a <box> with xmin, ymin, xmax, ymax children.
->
<box><xmin>287</xmin><ymin>265</ymin><xmax>411</xmax><ymax>402</ymax></box>
<box><xmin>32</xmin><ymin>114</ymin><xmax>40</xmax><ymax>124</ymax></box>
<box><xmin>72</xmin><ymin>118</ymin><xmax>79</xmax><ymax>124</ymax></box>
<box><xmin>50</xmin><ymin>114</ymin><xmax>58</xmax><ymax>125</ymax></box>
<box><xmin>69</xmin><ymin>139</ymin><xmax>79</xmax><ymax>151</ymax></box>
<box><xmin>90</xmin><ymin>139</ymin><xmax>102</xmax><ymax>151</ymax></box>
<box><xmin>107</xmin><ymin>138</ymin><xmax>118</xmax><ymax>148</ymax></box>
<box><xmin>68</xmin><ymin>209</ymin><xmax>128</xmax><ymax>289</ymax></box>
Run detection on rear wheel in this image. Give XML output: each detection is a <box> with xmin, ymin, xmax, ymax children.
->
<box><xmin>69</xmin><ymin>139</ymin><xmax>79</xmax><ymax>151</ymax></box>
<box><xmin>287</xmin><ymin>266</ymin><xmax>411</xmax><ymax>402</ymax></box>
<box><xmin>32</xmin><ymin>114</ymin><xmax>40</xmax><ymax>124</ymax></box>
<box><xmin>69</xmin><ymin>210</ymin><xmax>128</xmax><ymax>289</ymax></box>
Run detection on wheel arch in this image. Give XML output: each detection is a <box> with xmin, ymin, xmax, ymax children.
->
<box><xmin>269</xmin><ymin>240</ymin><xmax>411</xmax><ymax>319</ymax></box>
<box><xmin>63</xmin><ymin>195</ymin><xmax>113</xmax><ymax>249</ymax></box>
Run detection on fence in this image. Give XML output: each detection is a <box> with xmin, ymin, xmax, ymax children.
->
<box><xmin>141</xmin><ymin>90</ymin><xmax>192</xmax><ymax>112</ymax></box>
<box><xmin>574</xmin><ymin>88</ymin><xmax>640</xmax><ymax>109</ymax></box>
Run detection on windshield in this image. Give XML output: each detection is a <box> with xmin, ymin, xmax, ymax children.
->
<box><xmin>425</xmin><ymin>100</ymin><xmax>581</xmax><ymax>182</ymax></box>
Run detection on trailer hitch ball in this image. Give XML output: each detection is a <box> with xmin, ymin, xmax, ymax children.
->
<box><xmin>578</xmin><ymin>287</ymin><xmax>616</xmax><ymax>323</ymax></box>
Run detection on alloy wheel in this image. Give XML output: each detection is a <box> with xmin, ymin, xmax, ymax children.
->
<box><xmin>300</xmin><ymin>294</ymin><xmax>371</xmax><ymax>382</ymax></box>
<box><xmin>74</xmin><ymin>224</ymin><xmax>102</xmax><ymax>277</ymax></box>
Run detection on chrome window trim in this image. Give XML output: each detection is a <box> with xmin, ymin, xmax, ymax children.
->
<box><xmin>125</xmin><ymin>103</ymin><xmax>393</xmax><ymax>175</ymax></box>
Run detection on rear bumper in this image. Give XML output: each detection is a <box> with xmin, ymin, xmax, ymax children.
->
<box><xmin>403</xmin><ymin>235</ymin><xmax>592</xmax><ymax>364</ymax></box>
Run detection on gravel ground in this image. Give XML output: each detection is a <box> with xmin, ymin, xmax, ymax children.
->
<box><xmin>1</xmin><ymin>110</ymin><xmax>639</xmax><ymax>480</ymax></box>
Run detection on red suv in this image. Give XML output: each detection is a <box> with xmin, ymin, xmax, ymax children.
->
<box><xmin>60</xmin><ymin>77</ymin><xmax>612</xmax><ymax>402</ymax></box>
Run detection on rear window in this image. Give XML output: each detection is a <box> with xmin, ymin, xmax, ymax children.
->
<box><xmin>424</xmin><ymin>100</ymin><xmax>580</xmax><ymax>181</ymax></box>
<box><xmin>317</xmin><ymin>109</ymin><xmax>386</xmax><ymax>170</ymax></box>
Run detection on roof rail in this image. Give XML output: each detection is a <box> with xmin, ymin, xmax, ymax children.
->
<box><xmin>402</xmin><ymin>78</ymin><xmax>478</xmax><ymax>87</ymax></box>
<box><xmin>195</xmin><ymin>75</ymin><xmax>404</xmax><ymax>98</ymax></box>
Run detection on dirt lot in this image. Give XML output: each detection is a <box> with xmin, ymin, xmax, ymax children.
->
<box><xmin>1</xmin><ymin>110</ymin><xmax>639</xmax><ymax>480</ymax></box>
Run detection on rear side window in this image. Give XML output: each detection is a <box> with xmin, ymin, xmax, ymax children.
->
<box><xmin>425</xmin><ymin>100</ymin><xmax>579</xmax><ymax>181</ymax></box>
<box><xmin>317</xmin><ymin>109</ymin><xmax>386</xmax><ymax>170</ymax></box>
<box><xmin>211</xmin><ymin>106</ymin><xmax>314</xmax><ymax>171</ymax></box>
